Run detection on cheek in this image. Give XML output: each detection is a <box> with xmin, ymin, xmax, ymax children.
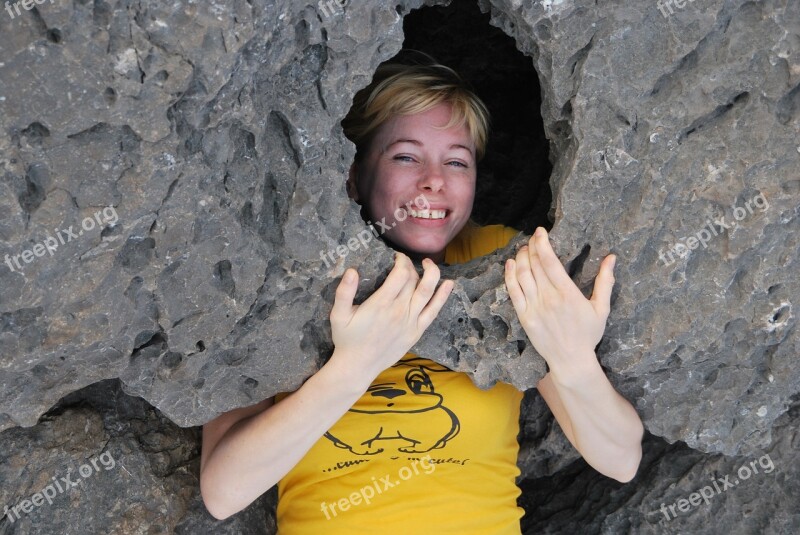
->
<box><xmin>366</xmin><ymin>188</ymin><xmax>397</xmax><ymax>218</ymax></box>
<box><xmin>457</xmin><ymin>181</ymin><xmax>476</xmax><ymax>205</ymax></box>
<box><xmin>372</xmin><ymin>180</ymin><xmax>403</xmax><ymax>205</ymax></box>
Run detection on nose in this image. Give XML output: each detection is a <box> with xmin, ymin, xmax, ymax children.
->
<box><xmin>419</xmin><ymin>163</ymin><xmax>445</xmax><ymax>193</ymax></box>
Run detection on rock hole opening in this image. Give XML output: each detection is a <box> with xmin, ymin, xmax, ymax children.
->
<box><xmin>398</xmin><ymin>1</ymin><xmax>553</xmax><ymax>234</ymax></box>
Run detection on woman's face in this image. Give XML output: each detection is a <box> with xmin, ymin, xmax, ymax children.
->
<box><xmin>347</xmin><ymin>102</ymin><xmax>477</xmax><ymax>263</ymax></box>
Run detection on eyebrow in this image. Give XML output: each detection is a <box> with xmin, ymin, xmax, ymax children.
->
<box><xmin>383</xmin><ymin>138</ymin><xmax>474</xmax><ymax>156</ymax></box>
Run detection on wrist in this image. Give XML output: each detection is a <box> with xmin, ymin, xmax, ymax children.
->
<box><xmin>324</xmin><ymin>348</ymin><xmax>381</xmax><ymax>394</ymax></box>
<box><xmin>547</xmin><ymin>351</ymin><xmax>605</xmax><ymax>389</ymax></box>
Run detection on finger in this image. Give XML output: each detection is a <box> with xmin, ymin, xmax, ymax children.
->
<box><xmin>513</xmin><ymin>244</ymin><xmax>538</xmax><ymax>297</ymax></box>
<box><xmin>527</xmin><ymin>236</ymin><xmax>555</xmax><ymax>294</ymax></box>
<box><xmin>532</xmin><ymin>228</ymin><xmax>574</xmax><ymax>291</ymax></box>
<box><xmin>417</xmin><ymin>279</ymin><xmax>453</xmax><ymax>329</ymax></box>
<box><xmin>409</xmin><ymin>258</ymin><xmax>439</xmax><ymax>316</ymax></box>
<box><xmin>590</xmin><ymin>254</ymin><xmax>616</xmax><ymax>318</ymax></box>
<box><xmin>377</xmin><ymin>252</ymin><xmax>416</xmax><ymax>302</ymax></box>
<box><xmin>331</xmin><ymin>268</ymin><xmax>358</xmax><ymax>323</ymax></box>
<box><xmin>504</xmin><ymin>258</ymin><xmax>528</xmax><ymax>313</ymax></box>
<box><xmin>395</xmin><ymin>252</ymin><xmax>420</xmax><ymax>303</ymax></box>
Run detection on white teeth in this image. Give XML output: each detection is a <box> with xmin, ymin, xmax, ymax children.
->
<box><xmin>409</xmin><ymin>208</ymin><xmax>446</xmax><ymax>219</ymax></box>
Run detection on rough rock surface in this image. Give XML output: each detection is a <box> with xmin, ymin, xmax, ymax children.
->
<box><xmin>1</xmin><ymin>0</ymin><xmax>798</xmax><ymax>532</ymax></box>
<box><xmin>0</xmin><ymin>380</ymin><xmax>275</xmax><ymax>534</ymax></box>
<box><xmin>518</xmin><ymin>403</ymin><xmax>800</xmax><ymax>534</ymax></box>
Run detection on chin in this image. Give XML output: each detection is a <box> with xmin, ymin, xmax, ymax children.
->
<box><xmin>395</xmin><ymin>236</ymin><xmax>449</xmax><ymax>256</ymax></box>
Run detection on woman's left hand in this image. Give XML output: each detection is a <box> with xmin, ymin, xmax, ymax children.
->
<box><xmin>504</xmin><ymin>227</ymin><xmax>616</xmax><ymax>379</ymax></box>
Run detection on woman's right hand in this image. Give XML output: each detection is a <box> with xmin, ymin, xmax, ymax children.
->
<box><xmin>329</xmin><ymin>252</ymin><xmax>453</xmax><ymax>380</ymax></box>
<box><xmin>201</xmin><ymin>252</ymin><xmax>452</xmax><ymax>520</ymax></box>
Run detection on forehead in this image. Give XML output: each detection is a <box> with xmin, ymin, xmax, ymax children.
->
<box><xmin>374</xmin><ymin>104</ymin><xmax>474</xmax><ymax>153</ymax></box>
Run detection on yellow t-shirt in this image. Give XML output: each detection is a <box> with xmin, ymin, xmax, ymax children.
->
<box><xmin>275</xmin><ymin>222</ymin><xmax>524</xmax><ymax>534</ymax></box>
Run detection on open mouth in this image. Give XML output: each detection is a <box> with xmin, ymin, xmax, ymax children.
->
<box><xmin>407</xmin><ymin>208</ymin><xmax>448</xmax><ymax>220</ymax></box>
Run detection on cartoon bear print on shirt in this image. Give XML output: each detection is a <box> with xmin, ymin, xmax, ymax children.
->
<box><xmin>324</xmin><ymin>356</ymin><xmax>460</xmax><ymax>455</ymax></box>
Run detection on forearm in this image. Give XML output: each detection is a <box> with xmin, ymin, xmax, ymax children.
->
<box><xmin>200</xmin><ymin>350</ymin><xmax>373</xmax><ymax>519</ymax></box>
<box><xmin>548</xmin><ymin>353</ymin><xmax>644</xmax><ymax>482</ymax></box>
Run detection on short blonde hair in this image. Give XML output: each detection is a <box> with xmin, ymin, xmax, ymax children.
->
<box><xmin>342</xmin><ymin>53</ymin><xmax>491</xmax><ymax>163</ymax></box>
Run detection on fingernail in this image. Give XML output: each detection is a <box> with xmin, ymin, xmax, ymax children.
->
<box><xmin>535</xmin><ymin>227</ymin><xmax>544</xmax><ymax>237</ymax></box>
<box><xmin>610</xmin><ymin>255</ymin><xmax>616</xmax><ymax>269</ymax></box>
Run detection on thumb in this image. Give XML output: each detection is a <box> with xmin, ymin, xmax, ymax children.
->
<box><xmin>331</xmin><ymin>268</ymin><xmax>358</xmax><ymax>322</ymax></box>
<box><xmin>589</xmin><ymin>255</ymin><xmax>615</xmax><ymax>318</ymax></box>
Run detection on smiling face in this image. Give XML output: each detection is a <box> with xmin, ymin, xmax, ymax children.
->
<box><xmin>347</xmin><ymin>102</ymin><xmax>477</xmax><ymax>263</ymax></box>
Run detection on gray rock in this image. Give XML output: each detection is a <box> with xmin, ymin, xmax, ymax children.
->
<box><xmin>0</xmin><ymin>0</ymin><xmax>798</xmax><ymax>531</ymax></box>
<box><xmin>0</xmin><ymin>379</ymin><xmax>275</xmax><ymax>534</ymax></box>
<box><xmin>519</xmin><ymin>402</ymin><xmax>800</xmax><ymax>534</ymax></box>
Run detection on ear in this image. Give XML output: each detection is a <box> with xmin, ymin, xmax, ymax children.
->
<box><xmin>346</xmin><ymin>162</ymin><xmax>360</xmax><ymax>201</ymax></box>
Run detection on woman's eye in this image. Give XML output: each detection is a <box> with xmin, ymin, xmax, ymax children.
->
<box><xmin>393</xmin><ymin>156</ymin><xmax>468</xmax><ymax>168</ymax></box>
